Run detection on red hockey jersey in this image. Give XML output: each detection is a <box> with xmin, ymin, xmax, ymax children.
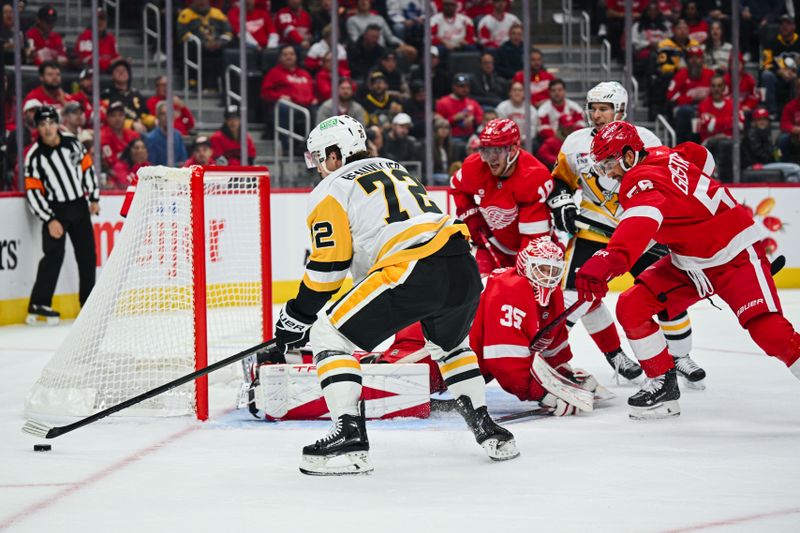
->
<box><xmin>697</xmin><ymin>96</ymin><xmax>743</xmax><ymax>141</ymax></box>
<box><xmin>606</xmin><ymin>144</ymin><xmax>760</xmax><ymax>276</ymax></box>
<box><xmin>512</xmin><ymin>69</ymin><xmax>555</xmax><ymax>107</ymax></box>
<box><xmin>470</xmin><ymin>267</ymin><xmax>571</xmax><ymax>401</ymax></box>
<box><xmin>74</xmin><ymin>29</ymin><xmax>120</xmax><ymax>72</ymax></box>
<box><xmin>451</xmin><ymin>150</ymin><xmax>553</xmax><ymax>254</ymax></box>
<box><xmin>666</xmin><ymin>67</ymin><xmax>715</xmax><ymax>106</ymax></box>
<box><xmin>274</xmin><ymin>6</ymin><xmax>312</xmax><ymax>45</ymax></box>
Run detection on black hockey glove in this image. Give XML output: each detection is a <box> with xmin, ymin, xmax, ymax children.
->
<box><xmin>275</xmin><ymin>302</ymin><xmax>313</xmax><ymax>354</ymax></box>
<box><xmin>547</xmin><ymin>188</ymin><xmax>578</xmax><ymax>234</ymax></box>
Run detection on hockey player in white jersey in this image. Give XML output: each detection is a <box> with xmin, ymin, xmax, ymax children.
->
<box><xmin>546</xmin><ymin>82</ymin><xmax>707</xmax><ymax>388</ymax></box>
<box><xmin>274</xmin><ymin>115</ymin><xmax>519</xmax><ymax>476</ymax></box>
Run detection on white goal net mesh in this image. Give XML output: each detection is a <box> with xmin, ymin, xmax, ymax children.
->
<box><xmin>25</xmin><ymin>166</ymin><xmax>270</xmax><ymax>418</ymax></box>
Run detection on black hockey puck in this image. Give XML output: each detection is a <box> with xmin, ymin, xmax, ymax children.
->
<box><xmin>33</xmin><ymin>444</ymin><xmax>51</xmax><ymax>452</ymax></box>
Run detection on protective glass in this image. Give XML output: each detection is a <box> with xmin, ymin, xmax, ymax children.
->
<box><xmin>304</xmin><ymin>151</ymin><xmax>319</xmax><ymax>170</ymax></box>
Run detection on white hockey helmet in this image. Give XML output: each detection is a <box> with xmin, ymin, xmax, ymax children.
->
<box><xmin>585</xmin><ymin>81</ymin><xmax>628</xmax><ymax>126</ymax></box>
<box><xmin>516</xmin><ymin>237</ymin><xmax>566</xmax><ymax>306</ymax></box>
<box><xmin>305</xmin><ymin>114</ymin><xmax>367</xmax><ymax>170</ymax></box>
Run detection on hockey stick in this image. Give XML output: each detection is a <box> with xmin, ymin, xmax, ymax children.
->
<box><xmin>496</xmin><ymin>407</ymin><xmax>551</xmax><ymax>423</ymax></box>
<box><xmin>574</xmin><ymin>215</ymin><xmax>670</xmax><ymax>259</ymax></box>
<box><xmin>529</xmin><ymin>300</ymin><xmax>584</xmax><ymax>349</ymax></box>
<box><xmin>22</xmin><ymin>339</ymin><xmax>281</xmax><ymax>439</ymax></box>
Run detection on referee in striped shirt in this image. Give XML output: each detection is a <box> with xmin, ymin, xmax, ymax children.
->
<box><xmin>24</xmin><ymin>105</ymin><xmax>99</xmax><ymax>326</ymax></box>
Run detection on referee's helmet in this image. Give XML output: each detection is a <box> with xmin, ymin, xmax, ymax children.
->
<box><xmin>34</xmin><ymin>105</ymin><xmax>59</xmax><ymax>125</ymax></box>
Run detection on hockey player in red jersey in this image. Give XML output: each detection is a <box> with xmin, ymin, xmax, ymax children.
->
<box><xmin>472</xmin><ymin>237</ymin><xmax>595</xmax><ymax>415</ymax></box>
<box><xmin>576</xmin><ymin>121</ymin><xmax>800</xmax><ymax>419</ymax></box>
<box><xmin>451</xmin><ymin>118</ymin><xmax>554</xmax><ymax>274</ymax></box>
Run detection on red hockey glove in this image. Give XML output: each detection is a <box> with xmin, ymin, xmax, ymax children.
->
<box><xmin>460</xmin><ymin>206</ymin><xmax>492</xmax><ymax>250</ymax></box>
<box><xmin>575</xmin><ymin>250</ymin><xmax>627</xmax><ymax>302</ymax></box>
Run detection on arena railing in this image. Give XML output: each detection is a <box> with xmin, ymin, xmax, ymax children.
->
<box><xmin>274</xmin><ymin>100</ymin><xmax>311</xmax><ymax>184</ymax></box>
<box><xmin>183</xmin><ymin>33</ymin><xmax>203</xmax><ymax>125</ymax></box>
<box><xmin>224</xmin><ymin>64</ymin><xmax>242</xmax><ymax>110</ymax></box>
<box><xmin>601</xmin><ymin>39</ymin><xmax>611</xmax><ymax>81</ymax></box>
<box><xmin>655</xmin><ymin>114</ymin><xmax>676</xmax><ymax>147</ymax></box>
<box><xmin>143</xmin><ymin>3</ymin><xmax>161</xmax><ymax>87</ymax></box>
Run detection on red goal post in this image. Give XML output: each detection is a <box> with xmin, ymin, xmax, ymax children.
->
<box><xmin>25</xmin><ymin>165</ymin><xmax>272</xmax><ymax>421</ymax></box>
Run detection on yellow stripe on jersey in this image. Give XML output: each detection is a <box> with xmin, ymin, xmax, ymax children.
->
<box><xmin>439</xmin><ymin>354</ymin><xmax>479</xmax><ymax>375</ymax></box>
<box><xmin>317</xmin><ymin>358</ymin><xmax>361</xmax><ymax>376</ymax></box>
<box><xmin>369</xmin><ymin>221</ymin><xmax>469</xmax><ymax>275</ymax></box>
<box><xmin>552</xmin><ymin>151</ymin><xmax>580</xmax><ymax>191</ymax></box>
<box><xmin>330</xmin><ymin>262</ymin><xmax>413</xmax><ymax>327</ymax></box>
<box><xmin>575</xmin><ymin>228</ymin><xmax>611</xmax><ymax>244</ymax></box>
<box><xmin>301</xmin><ymin>275</ymin><xmax>348</xmax><ymax>293</ymax></box>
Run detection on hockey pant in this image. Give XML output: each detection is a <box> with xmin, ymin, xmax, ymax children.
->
<box><xmin>563</xmin><ymin>235</ymin><xmax>693</xmax><ymax>357</ymax></box>
<box><xmin>309</xmin><ymin>237</ymin><xmax>487</xmax><ymax>418</ymax></box>
<box><xmin>616</xmin><ymin>241</ymin><xmax>800</xmax><ymax>378</ymax></box>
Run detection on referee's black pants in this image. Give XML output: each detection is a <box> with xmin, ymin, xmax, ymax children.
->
<box><xmin>30</xmin><ymin>199</ymin><xmax>97</xmax><ymax>308</ymax></box>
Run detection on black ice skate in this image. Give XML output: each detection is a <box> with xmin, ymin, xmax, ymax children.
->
<box><xmin>605</xmin><ymin>349</ymin><xmax>644</xmax><ymax>384</ymax></box>
<box><xmin>673</xmin><ymin>355</ymin><xmax>706</xmax><ymax>390</ymax></box>
<box><xmin>299</xmin><ymin>402</ymin><xmax>372</xmax><ymax>476</ymax></box>
<box><xmin>628</xmin><ymin>368</ymin><xmax>681</xmax><ymax>420</ymax></box>
<box><xmin>25</xmin><ymin>305</ymin><xmax>60</xmax><ymax>326</ymax></box>
<box><xmin>454</xmin><ymin>396</ymin><xmax>520</xmax><ymax>461</ymax></box>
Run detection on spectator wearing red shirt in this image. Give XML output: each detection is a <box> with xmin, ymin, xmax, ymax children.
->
<box><xmin>478</xmin><ymin>0</ymin><xmax>521</xmax><ymax>49</ymax></box>
<box><xmin>146</xmin><ymin>76</ymin><xmax>196</xmax><ymax>135</ymax></box>
<box><xmin>184</xmin><ymin>136</ymin><xmax>217</xmax><ymax>167</ymax></box>
<box><xmin>25</xmin><ymin>5</ymin><xmax>67</xmax><ymax>67</ymax></box>
<box><xmin>697</xmin><ymin>75</ymin><xmax>743</xmax><ymax>142</ymax></box>
<box><xmin>435</xmin><ymin>73</ymin><xmax>484</xmax><ymax>139</ymax></box>
<box><xmin>23</xmin><ymin>61</ymin><xmax>72</xmax><ymax>111</ymax></box>
<box><xmin>305</xmin><ymin>25</ymin><xmax>349</xmax><ymax>73</ymax></box>
<box><xmin>778</xmin><ymin>78</ymin><xmax>800</xmax><ymax>164</ymax></box>
<box><xmin>605</xmin><ymin>0</ymin><xmax>646</xmax><ymax>59</ymax></box>
<box><xmin>100</xmin><ymin>101</ymin><xmax>140</xmax><ymax>172</ymax></box>
<box><xmin>315</xmin><ymin>52</ymin><xmax>351</xmax><ymax>102</ymax></box>
<box><xmin>512</xmin><ymin>48</ymin><xmax>555</xmax><ymax>107</ymax></box>
<box><xmin>260</xmin><ymin>44</ymin><xmax>316</xmax><ymax>107</ymax></box>
<box><xmin>431</xmin><ymin>0</ymin><xmax>476</xmax><ymax>51</ymax></box>
<box><xmin>683</xmin><ymin>1</ymin><xmax>708</xmax><ymax>44</ymax></box>
<box><xmin>71</xmin><ymin>69</ymin><xmax>103</xmax><ymax>126</ymax></box>
<box><xmin>110</xmin><ymin>138</ymin><xmax>150</xmax><ymax>190</ymax></box>
<box><xmin>74</xmin><ymin>8</ymin><xmax>121</xmax><ymax>72</ymax></box>
<box><xmin>723</xmin><ymin>54</ymin><xmax>759</xmax><ymax>114</ymax></box>
<box><xmin>228</xmin><ymin>0</ymin><xmax>278</xmax><ymax>50</ymax></box>
<box><xmin>536</xmin><ymin>79</ymin><xmax>585</xmax><ymax>140</ymax></box>
<box><xmin>536</xmin><ymin>114</ymin><xmax>581</xmax><ymax>168</ymax></box>
<box><xmin>210</xmin><ymin>105</ymin><xmax>256</xmax><ymax>166</ymax></box>
<box><xmin>275</xmin><ymin>0</ymin><xmax>312</xmax><ymax>49</ymax></box>
<box><xmin>666</xmin><ymin>46</ymin><xmax>715</xmax><ymax>142</ymax></box>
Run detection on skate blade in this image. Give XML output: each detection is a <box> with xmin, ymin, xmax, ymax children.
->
<box><xmin>25</xmin><ymin>314</ymin><xmax>59</xmax><ymax>327</ymax></box>
<box><xmin>679</xmin><ymin>376</ymin><xmax>706</xmax><ymax>391</ymax></box>
<box><xmin>628</xmin><ymin>400</ymin><xmax>681</xmax><ymax>420</ymax></box>
<box><xmin>299</xmin><ymin>451</ymin><xmax>373</xmax><ymax>476</ymax></box>
<box><xmin>482</xmin><ymin>438</ymin><xmax>520</xmax><ymax>461</ymax></box>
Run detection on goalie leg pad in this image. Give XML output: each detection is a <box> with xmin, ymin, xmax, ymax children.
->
<box><xmin>531</xmin><ymin>354</ymin><xmax>594</xmax><ymax>412</ymax></box>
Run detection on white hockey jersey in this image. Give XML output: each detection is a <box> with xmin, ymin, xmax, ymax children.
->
<box><xmin>302</xmin><ymin>157</ymin><xmax>468</xmax><ymax>295</ymax></box>
<box><xmin>551</xmin><ymin>125</ymin><xmax>661</xmax><ymax>242</ymax></box>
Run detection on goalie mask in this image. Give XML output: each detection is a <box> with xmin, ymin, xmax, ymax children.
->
<box><xmin>516</xmin><ymin>237</ymin><xmax>565</xmax><ymax>306</ymax></box>
<box><xmin>305</xmin><ymin>115</ymin><xmax>367</xmax><ymax>170</ymax></box>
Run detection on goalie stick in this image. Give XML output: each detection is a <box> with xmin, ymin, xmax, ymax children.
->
<box><xmin>22</xmin><ymin>339</ymin><xmax>282</xmax><ymax>439</ymax></box>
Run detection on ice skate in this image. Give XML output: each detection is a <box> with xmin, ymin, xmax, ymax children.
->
<box><xmin>605</xmin><ymin>349</ymin><xmax>643</xmax><ymax>384</ymax></box>
<box><xmin>628</xmin><ymin>369</ymin><xmax>681</xmax><ymax>420</ymax></box>
<box><xmin>25</xmin><ymin>305</ymin><xmax>60</xmax><ymax>326</ymax></box>
<box><xmin>299</xmin><ymin>403</ymin><xmax>373</xmax><ymax>476</ymax></box>
<box><xmin>454</xmin><ymin>396</ymin><xmax>520</xmax><ymax>461</ymax></box>
<box><xmin>673</xmin><ymin>355</ymin><xmax>706</xmax><ymax>390</ymax></box>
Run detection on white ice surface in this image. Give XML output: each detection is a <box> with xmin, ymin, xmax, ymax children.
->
<box><xmin>2</xmin><ymin>294</ymin><xmax>800</xmax><ymax>532</ymax></box>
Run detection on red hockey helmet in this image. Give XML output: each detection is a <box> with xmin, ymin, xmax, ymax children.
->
<box><xmin>479</xmin><ymin>118</ymin><xmax>521</xmax><ymax>147</ymax></box>
<box><xmin>516</xmin><ymin>237</ymin><xmax>565</xmax><ymax>306</ymax></box>
<box><xmin>590</xmin><ymin>121</ymin><xmax>644</xmax><ymax>175</ymax></box>
<box><xmin>478</xmin><ymin>119</ymin><xmax>521</xmax><ymax>176</ymax></box>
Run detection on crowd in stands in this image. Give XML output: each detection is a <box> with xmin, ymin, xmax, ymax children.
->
<box><xmin>2</xmin><ymin>0</ymin><xmax>800</xmax><ymax>190</ymax></box>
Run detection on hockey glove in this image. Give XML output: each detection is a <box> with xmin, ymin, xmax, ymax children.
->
<box><xmin>575</xmin><ymin>250</ymin><xmax>627</xmax><ymax>302</ymax></box>
<box><xmin>275</xmin><ymin>303</ymin><xmax>313</xmax><ymax>354</ymax></box>
<box><xmin>460</xmin><ymin>206</ymin><xmax>492</xmax><ymax>249</ymax></box>
<box><xmin>547</xmin><ymin>191</ymin><xmax>578</xmax><ymax>234</ymax></box>
<box><xmin>540</xmin><ymin>393</ymin><xmax>578</xmax><ymax>416</ymax></box>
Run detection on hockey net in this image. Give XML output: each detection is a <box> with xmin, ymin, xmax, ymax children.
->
<box><xmin>25</xmin><ymin>165</ymin><xmax>272</xmax><ymax>420</ymax></box>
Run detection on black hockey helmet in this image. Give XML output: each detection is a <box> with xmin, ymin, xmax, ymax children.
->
<box><xmin>34</xmin><ymin>105</ymin><xmax>60</xmax><ymax>125</ymax></box>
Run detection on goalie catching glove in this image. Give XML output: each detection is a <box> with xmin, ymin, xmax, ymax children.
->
<box><xmin>275</xmin><ymin>302</ymin><xmax>314</xmax><ymax>354</ymax></box>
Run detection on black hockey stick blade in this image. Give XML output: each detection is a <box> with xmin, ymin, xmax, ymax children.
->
<box><xmin>771</xmin><ymin>254</ymin><xmax>786</xmax><ymax>276</ymax></box>
<box><xmin>529</xmin><ymin>300</ymin><xmax>583</xmax><ymax>349</ymax></box>
<box><xmin>496</xmin><ymin>407</ymin><xmax>551</xmax><ymax>423</ymax></box>
<box><xmin>22</xmin><ymin>339</ymin><xmax>280</xmax><ymax>439</ymax></box>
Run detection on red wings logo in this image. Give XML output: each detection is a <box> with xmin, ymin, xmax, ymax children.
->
<box><xmin>480</xmin><ymin>205</ymin><xmax>518</xmax><ymax>230</ymax></box>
